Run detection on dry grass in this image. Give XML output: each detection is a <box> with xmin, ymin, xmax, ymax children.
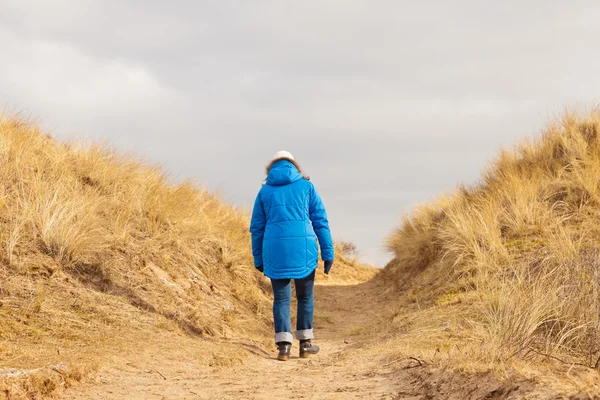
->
<box><xmin>0</xmin><ymin>114</ymin><xmax>271</xmax><ymax>397</ymax></box>
<box><xmin>0</xmin><ymin>114</ymin><xmax>374</xmax><ymax>398</ymax></box>
<box><xmin>382</xmin><ymin>111</ymin><xmax>600</xmax><ymax>391</ymax></box>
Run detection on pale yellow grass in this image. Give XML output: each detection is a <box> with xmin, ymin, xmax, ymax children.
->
<box><xmin>382</xmin><ymin>111</ymin><xmax>600</xmax><ymax>392</ymax></box>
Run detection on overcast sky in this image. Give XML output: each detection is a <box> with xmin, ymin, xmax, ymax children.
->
<box><xmin>1</xmin><ymin>1</ymin><xmax>600</xmax><ymax>266</ymax></box>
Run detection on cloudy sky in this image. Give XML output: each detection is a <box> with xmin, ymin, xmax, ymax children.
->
<box><xmin>1</xmin><ymin>1</ymin><xmax>600</xmax><ymax>266</ymax></box>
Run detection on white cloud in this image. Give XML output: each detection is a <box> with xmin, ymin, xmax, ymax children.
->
<box><xmin>0</xmin><ymin>25</ymin><xmax>179</xmax><ymax>120</ymax></box>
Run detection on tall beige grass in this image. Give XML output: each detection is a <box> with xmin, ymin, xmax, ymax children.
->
<box><xmin>0</xmin><ymin>115</ymin><xmax>271</xmax><ymax>333</ymax></box>
<box><xmin>385</xmin><ymin>112</ymin><xmax>600</xmax><ymax>370</ymax></box>
<box><xmin>0</xmin><ymin>115</ymin><xmax>273</xmax><ymax>397</ymax></box>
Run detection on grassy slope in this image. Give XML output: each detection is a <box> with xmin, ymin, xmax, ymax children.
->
<box><xmin>0</xmin><ymin>115</ymin><xmax>375</xmax><ymax>398</ymax></box>
<box><xmin>382</xmin><ymin>112</ymin><xmax>600</xmax><ymax>393</ymax></box>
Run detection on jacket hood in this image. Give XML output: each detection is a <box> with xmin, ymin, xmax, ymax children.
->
<box><xmin>266</xmin><ymin>160</ymin><xmax>304</xmax><ymax>186</ymax></box>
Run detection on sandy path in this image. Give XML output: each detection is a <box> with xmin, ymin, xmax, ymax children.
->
<box><xmin>63</xmin><ymin>280</ymin><xmax>419</xmax><ymax>400</ymax></box>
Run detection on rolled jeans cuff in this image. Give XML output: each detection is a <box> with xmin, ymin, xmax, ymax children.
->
<box><xmin>295</xmin><ymin>329</ymin><xmax>314</xmax><ymax>340</ymax></box>
<box><xmin>275</xmin><ymin>332</ymin><xmax>293</xmax><ymax>344</ymax></box>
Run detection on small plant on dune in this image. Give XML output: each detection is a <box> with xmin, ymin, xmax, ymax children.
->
<box><xmin>337</xmin><ymin>240</ymin><xmax>358</xmax><ymax>258</ymax></box>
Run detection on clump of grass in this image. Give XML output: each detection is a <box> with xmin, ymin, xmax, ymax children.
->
<box><xmin>384</xmin><ymin>111</ymin><xmax>600</xmax><ymax>371</ymax></box>
<box><xmin>0</xmin><ymin>363</ymin><xmax>92</xmax><ymax>400</ymax></box>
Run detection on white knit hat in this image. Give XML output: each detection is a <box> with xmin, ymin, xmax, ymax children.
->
<box><xmin>272</xmin><ymin>150</ymin><xmax>294</xmax><ymax>161</ymax></box>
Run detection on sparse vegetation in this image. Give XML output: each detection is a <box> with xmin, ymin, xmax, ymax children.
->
<box><xmin>337</xmin><ymin>240</ymin><xmax>359</xmax><ymax>259</ymax></box>
<box><xmin>383</xmin><ymin>111</ymin><xmax>600</xmax><ymax>391</ymax></box>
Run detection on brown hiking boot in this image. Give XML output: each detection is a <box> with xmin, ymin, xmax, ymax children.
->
<box><xmin>277</xmin><ymin>342</ymin><xmax>291</xmax><ymax>361</ymax></box>
<box><xmin>299</xmin><ymin>339</ymin><xmax>320</xmax><ymax>358</ymax></box>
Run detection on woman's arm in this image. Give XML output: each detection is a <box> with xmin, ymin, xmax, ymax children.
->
<box><xmin>250</xmin><ymin>192</ymin><xmax>266</xmax><ymax>270</ymax></box>
<box><xmin>308</xmin><ymin>183</ymin><xmax>335</xmax><ymax>261</ymax></box>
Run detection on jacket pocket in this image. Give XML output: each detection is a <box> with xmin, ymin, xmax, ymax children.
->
<box><xmin>263</xmin><ymin>238</ymin><xmax>271</xmax><ymax>268</ymax></box>
<box><xmin>306</xmin><ymin>237</ymin><xmax>319</xmax><ymax>266</ymax></box>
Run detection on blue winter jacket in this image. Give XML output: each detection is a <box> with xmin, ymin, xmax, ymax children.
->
<box><xmin>250</xmin><ymin>160</ymin><xmax>335</xmax><ymax>280</ymax></box>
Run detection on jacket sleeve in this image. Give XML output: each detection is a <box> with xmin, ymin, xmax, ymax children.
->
<box><xmin>308</xmin><ymin>183</ymin><xmax>335</xmax><ymax>261</ymax></box>
<box><xmin>249</xmin><ymin>191</ymin><xmax>266</xmax><ymax>267</ymax></box>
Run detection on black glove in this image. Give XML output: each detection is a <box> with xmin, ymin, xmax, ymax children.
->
<box><xmin>324</xmin><ymin>260</ymin><xmax>333</xmax><ymax>275</ymax></box>
<box><xmin>256</xmin><ymin>265</ymin><xmax>264</xmax><ymax>273</ymax></box>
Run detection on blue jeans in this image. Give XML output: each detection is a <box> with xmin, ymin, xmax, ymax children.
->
<box><xmin>270</xmin><ymin>270</ymin><xmax>315</xmax><ymax>344</ymax></box>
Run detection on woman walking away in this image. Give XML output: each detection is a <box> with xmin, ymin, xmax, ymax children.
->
<box><xmin>250</xmin><ymin>151</ymin><xmax>335</xmax><ymax>361</ymax></box>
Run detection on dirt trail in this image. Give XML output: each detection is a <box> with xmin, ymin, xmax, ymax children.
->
<box><xmin>63</xmin><ymin>279</ymin><xmax>420</xmax><ymax>400</ymax></box>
